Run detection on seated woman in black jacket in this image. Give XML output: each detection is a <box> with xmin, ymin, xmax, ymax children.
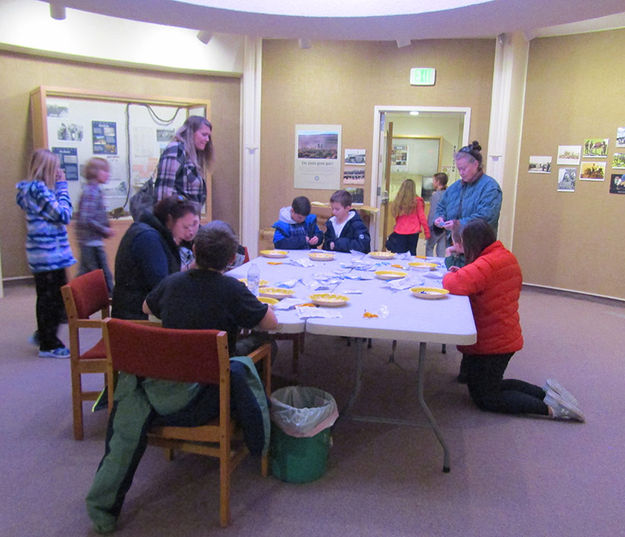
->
<box><xmin>111</xmin><ymin>195</ymin><xmax>200</xmax><ymax>319</ymax></box>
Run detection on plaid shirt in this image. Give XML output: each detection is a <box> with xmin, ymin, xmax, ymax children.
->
<box><xmin>76</xmin><ymin>182</ymin><xmax>110</xmax><ymax>244</ymax></box>
<box><xmin>154</xmin><ymin>141</ymin><xmax>206</xmax><ymax>205</ymax></box>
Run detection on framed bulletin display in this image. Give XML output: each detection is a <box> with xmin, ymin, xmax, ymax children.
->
<box><xmin>30</xmin><ymin>86</ymin><xmax>211</xmax><ymax>218</ymax></box>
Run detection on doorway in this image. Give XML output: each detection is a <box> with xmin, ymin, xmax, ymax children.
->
<box><xmin>370</xmin><ymin>106</ymin><xmax>471</xmax><ymax>254</ymax></box>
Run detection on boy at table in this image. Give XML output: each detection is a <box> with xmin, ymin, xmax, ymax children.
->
<box><xmin>272</xmin><ymin>195</ymin><xmax>323</xmax><ymax>249</ymax></box>
<box><xmin>86</xmin><ymin>221</ymin><xmax>277</xmax><ymax>534</ymax></box>
<box><xmin>322</xmin><ymin>189</ymin><xmax>371</xmax><ymax>253</ymax></box>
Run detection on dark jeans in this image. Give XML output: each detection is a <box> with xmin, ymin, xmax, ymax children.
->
<box><xmin>386</xmin><ymin>232</ymin><xmax>419</xmax><ymax>255</ymax></box>
<box><xmin>34</xmin><ymin>268</ymin><xmax>67</xmax><ymax>351</ymax></box>
<box><xmin>78</xmin><ymin>245</ymin><xmax>114</xmax><ymax>294</ymax></box>
<box><xmin>464</xmin><ymin>352</ymin><xmax>549</xmax><ymax>416</ymax></box>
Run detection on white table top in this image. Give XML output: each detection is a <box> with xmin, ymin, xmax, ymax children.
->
<box><xmin>227</xmin><ymin>250</ymin><xmax>476</xmax><ymax>345</ymax></box>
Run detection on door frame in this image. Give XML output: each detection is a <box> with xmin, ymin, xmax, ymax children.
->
<box><xmin>370</xmin><ymin>105</ymin><xmax>471</xmax><ymax>251</ymax></box>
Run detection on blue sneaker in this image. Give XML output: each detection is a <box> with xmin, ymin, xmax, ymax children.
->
<box><xmin>39</xmin><ymin>347</ymin><xmax>70</xmax><ymax>359</ymax></box>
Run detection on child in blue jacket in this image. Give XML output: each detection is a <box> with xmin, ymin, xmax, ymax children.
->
<box><xmin>322</xmin><ymin>190</ymin><xmax>370</xmax><ymax>253</ymax></box>
<box><xmin>272</xmin><ymin>196</ymin><xmax>323</xmax><ymax>249</ymax></box>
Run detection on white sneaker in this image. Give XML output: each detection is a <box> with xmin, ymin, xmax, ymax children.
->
<box><xmin>543</xmin><ymin>378</ymin><xmax>579</xmax><ymax>408</ymax></box>
<box><xmin>544</xmin><ymin>390</ymin><xmax>585</xmax><ymax>422</ymax></box>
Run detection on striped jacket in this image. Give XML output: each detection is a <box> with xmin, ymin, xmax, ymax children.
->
<box><xmin>16</xmin><ymin>179</ymin><xmax>76</xmax><ymax>273</ymax></box>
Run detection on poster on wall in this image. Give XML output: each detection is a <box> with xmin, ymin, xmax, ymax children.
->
<box><xmin>582</xmin><ymin>138</ymin><xmax>608</xmax><ymax>158</ymax></box>
<box><xmin>557</xmin><ymin>145</ymin><xmax>581</xmax><ymax>165</ymax></box>
<box><xmin>580</xmin><ymin>161</ymin><xmax>606</xmax><ymax>181</ymax></box>
<box><xmin>51</xmin><ymin>147</ymin><xmax>79</xmax><ymax>181</ymax></box>
<box><xmin>557</xmin><ymin>168</ymin><xmax>576</xmax><ymax>192</ymax></box>
<box><xmin>343</xmin><ymin>168</ymin><xmax>365</xmax><ymax>185</ymax></box>
<box><xmin>294</xmin><ymin>124</ymin><xmax>341</xmax><ymax>190</ymax></box>
<box><xmin>345</xmin><ymin>187</ymin><xmax>364</xmax><ymax>203</ymax></box>
<box><xmin>344</xmin><ymin>149</ymin><xmax>366</xmax><ymax>165</ymax></box>
<box><xmin>612</xmin><ymin>153</ymin><xmax>625</xmax><ymax>169</ymax></box>
<box><xmin>92</xmin><ymin>120</ymin><xmax>118</xmax><ymax>154</ymax></box>
<box><xmin>616</xmin><ymin>127</ymin><xmax>625</xmax><ymax>148</ymax></box>
<box><xmin>391</xmin><ymin>144</ymin><xmax>408</xmax><ymax>166</ymax></box>
<box><xmin>609</xmin><ymin>174</ymin><xmax>625</xmax><ymax>194</ymax></box>
<box><xmin>528</xmin><ymin>155</ymin><xmax>552</xmax><ymax>173</ymax></box>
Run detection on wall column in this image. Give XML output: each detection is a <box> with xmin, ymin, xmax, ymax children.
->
<box><xmin>239</xmin><ymin>36</ymin><xmax>263</xmax><ymax>257</ymax></box>
<box><xmin>486</xmin><ymin>31</ymin><xmax>530</xmax><ymax>248</ymax></box>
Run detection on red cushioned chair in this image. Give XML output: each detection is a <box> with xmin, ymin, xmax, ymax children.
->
<box><xmin>61</xmin><ymin>269</ymin><xmax>115</xmax><ymax>440</ymax></box>
<box><xmin>102</xmin><ymin>318</ymin><xmax>272</xmax><ymax>527</ymax></box>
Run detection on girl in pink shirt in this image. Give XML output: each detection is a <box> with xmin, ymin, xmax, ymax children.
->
<box><xmin>386</xmin><ymin>179</ymin><xmax>430</xmax><ymax>255</ymax></box>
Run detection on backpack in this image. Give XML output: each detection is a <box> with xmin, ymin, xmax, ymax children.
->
<box><xmin>128</xmin><ymin>177</ymin><xmax>155</xmax><ymax>221</ymax></box>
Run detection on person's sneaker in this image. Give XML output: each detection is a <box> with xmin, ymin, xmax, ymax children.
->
<box><xmin>92</xmin><ymin>387</ymin><xmax>109</xmax><ymax>412</ymax></box>
<box><xmin>28</xmin><ymin>331</ymin><xmax>40</xmax><ymax>346</ymax></box>
<box><xmin>544</xmin><ymin>390</ymin><xmax>585</xmax><ymax>422</ymax></box>
<box><xmin>38</xmin><ymin>347</ymin><xmax>70</xmax><ymax>359</ymax></box>
<box><xmin>543</xmin><ymin>378</ymin><xmax>579</xmax><ymax>408</ymax></box>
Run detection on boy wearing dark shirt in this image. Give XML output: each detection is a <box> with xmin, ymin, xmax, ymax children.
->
<box><xmin>322</xmin><ymin>189</ymin><xmax>370</xmax><ymax>253</ymax></box>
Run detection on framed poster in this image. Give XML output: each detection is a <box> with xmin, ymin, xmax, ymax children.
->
<box><xmin>294</xmin><ymin>124</ymin><xmax>341</xmax><ymax>190</ymax></box>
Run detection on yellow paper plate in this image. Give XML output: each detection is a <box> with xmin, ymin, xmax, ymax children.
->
<box><xmin>259</xmin><ymin>287</ymin><xmax>295</xmax><ymax>299</ymax></box>
<box><xmin>408</xmin><ymin>262</ymin><xmax>438</xmax><ymax>270</ymax></box>
<box><xmin>375</xmin><ymin>270</ymin><xmax>407</xmax><ymax>280</ymax></box>
<box><xmin>310</xmin><ymin>293</ymin><xmax>349</xmax><ymax>307</ymax></box>
<box><xmin>260</xmin><ymin>249</ymin><xmax>288</xmax><ymax>258</ymax></box>
<box><xmin>369</xmin><ymin>251</ymin><xmax>395</xmax><ymax>260</ymax></box>
<box><xmin>309</xmin><ymin>252</ymin><xmax>334</xmax><ymax>261</ymax></box>
<box><xmin>410</xmin><ymin>287</ymin><xmax>449</xmax><ymax>299</ymax></box>
<box><xmin>257</xmin><ymin>296</ymin><xmax>279</xmax><ymax>305</ymax></box>
<box><xmin>239</xmin><ymin>278</ymin><xmax>269</xmax><ymax>287</ymax></box>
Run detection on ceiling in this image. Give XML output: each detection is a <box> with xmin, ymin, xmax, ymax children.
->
<box><xmin>49</xmin><ymin>0</ymin><xmax>625</xmax><ymax>41</ymax></box>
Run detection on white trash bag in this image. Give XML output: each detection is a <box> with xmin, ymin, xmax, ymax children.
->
<box><xmin>270</xmin><ymin>386</ymin><xmax>339</xmax><ymax>438</ymax></box>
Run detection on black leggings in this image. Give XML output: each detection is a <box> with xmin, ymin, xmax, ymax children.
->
<box><xmin>464</xmin><ymin>353</ymin><xmax>549</xmax><ymax>416</ymax></box>
<box><xmin>34</xmin><ymin>268</ymin><xmax>67</xmax><ymax>351</ymax></box>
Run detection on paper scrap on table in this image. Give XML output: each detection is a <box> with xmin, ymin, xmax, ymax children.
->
<box><xmin>387</xmin><ymin>277</ymin><xmax>422</xmax><ymax>290</ymax></box>
<box><xmin>276</xmin><ymin>279</ymin><xmax>300</xmax><ymax>288</ymax></box>
<box><xmin>295</xmin><ymin>306</ymin><xmax>343</xmax><ymax>319</ymax></box>
<box><xmin>341</xmin><ymin>288</ymin><xmax>363</xmax><ymax>294</ymax></box>
<box><xmin>272</xmin><ymin>297</ymin><xmax>302</xmax><ymax>310</ymax></box>
<box><xmin>292</xmin><ymin>258</ymin><xmax>314</xmax><ymax>267</ymax></box>
<box><xmin>343</xmin><ymin>272</ymin><xmax>374</xmax><ymax>280</ymax></box>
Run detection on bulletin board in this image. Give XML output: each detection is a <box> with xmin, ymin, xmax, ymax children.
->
<box><xmin>388</xmin><ymin>136</ymin><xmax>441</xmax><ymax>201</ymax></box>
<box><xmin>30</xmin><ymin>86</ymin><xmax>210</xmax><ymax>217</ymax></box>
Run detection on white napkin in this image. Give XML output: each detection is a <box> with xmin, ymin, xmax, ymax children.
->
<box><xmin>276</xmin><ymin>279</ymin><xmax>300</xmax><ymax>288</ymax></box>
<box><xmin>296</xmin><ymin>306</ymin><xmax>343</xmax><ymax>319</ymax></box>
<box><xmin>387</xmin><ymin>277</ymin><xmax>423</xmax><ymax>290</ymax></box>
<box><xmin>341</xmin><ymin>288</ymin><xmax>363</xmax><ymax>294</ymax></box>
<box><xmin>272</xmin><ymin>297</ymin><xmax>303</xmax><ymax>310</ymax></box>
<box><xmin>292</xmin><ymin>258</ymin><xmax>314</xmax><ymax>267</ymax></box>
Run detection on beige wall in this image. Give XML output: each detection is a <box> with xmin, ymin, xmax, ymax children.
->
<box><xmin>514</xmin><ymin>29</ymin><xmax>625</xmax><ymax>299</ymax></box>
<box><xmin>1</xmin><ymin>50</ymin><xmax>240</xmax><ymax>279</ymax></box>
<box><xmin>259</xmin><ymin>39</ymin><xmax>496</xmax><ymax>242</ymax></box>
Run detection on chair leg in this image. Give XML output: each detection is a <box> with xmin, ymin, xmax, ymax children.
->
<box><xmin>219</xmin><ymin>454</ymin><xmax>231</xmax><ymax>527</ymax></box>
<box><xmin>261</xmin><ymin>452</ymin><xmax>269</xmax><ymax>477</ymax></box>
<box><xmin>291</xmin><ymin>335</ymin><xmax>299</xmax><ymax>376</ymax></box>
<box><xmin>442</xmin><ymin>344</ymin><xmax>446</xmax><ymax>354</ymax></box>
<box><xmin>71</xmin><ymin>366</ymin><xmax>84</xmax><ymax>441</ymax></box>
<box><xmin>389</xmin><ymin>339</ymin><xmax>397</xmax><ymax>363</ymax></box>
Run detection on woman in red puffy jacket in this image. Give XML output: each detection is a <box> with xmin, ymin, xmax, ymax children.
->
<box><xmin>443</xmin><ymin>219</ymin><xmax>584</xmax><ymax>421</ymax></box>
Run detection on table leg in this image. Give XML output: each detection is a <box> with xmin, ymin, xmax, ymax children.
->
<box><xmin>417</xmin><ymin>341</ymin><xmax>450</xmax><ymax>473</ymax></box>
<box><xmin>341</xmin><ymin>337</ymin><xmax>364</xmax><ymax>417</ymax></box>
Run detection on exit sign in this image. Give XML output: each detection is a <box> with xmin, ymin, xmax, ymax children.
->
<box><xmin>410</xmin><ymin>67</ymin><xmax>436</xmax><ymax>86</ymax></box>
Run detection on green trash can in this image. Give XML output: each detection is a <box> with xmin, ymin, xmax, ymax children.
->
<box><xmin>270</xmin><ymin>386</ymin><xmax>339</xmax><ymax>484</ymax></box>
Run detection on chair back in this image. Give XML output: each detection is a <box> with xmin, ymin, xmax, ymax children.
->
<box><xmin>103</xmin><ymin>318</ymin><xmax>228</xmax><ymax>384</ymax></box>
<box><xmin>63</xmin><ymin>269</ymin><xmax>110</xmax><ymax>320</ymax></box>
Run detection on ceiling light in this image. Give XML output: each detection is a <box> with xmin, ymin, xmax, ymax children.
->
<box><xmin>409</xmin><ymin>111</ymin><xmax>420</xmax><ymax>116</ymax></box>
<box><xmin>396</xmin><ymin>38</ymin><xmax>412</xmax><ymax>48</ymax></box>
<box><xmin>49</xmin><ymin>2</ymin><xmax>66</xmax><ymax>20</ymax></box>
<box><xmin>197</xmin><ymin>30</ymin><xmax>213</xmax><ymax>44</ymax></box>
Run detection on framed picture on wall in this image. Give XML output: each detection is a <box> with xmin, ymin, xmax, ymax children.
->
<box><xmin>528</xmin><ymin>155</ymin><xmax>552</xmax><ymax>173</ymax></box>
<box><xmin>616</xmin><ymin>127</ymin><xmax>625</xmax><ymax>148</ymax></box>
<box><xmin>612</xmin><ymin>153</ymin><xmax>625</xmax><ymax>169</ymax></box>
<box><xmin>580</xmin><ymin>161</ymin><xmax>606</xmax><ymax>181</ymax></box>
<box><xmin>609</xmin><ymin>174</ymin><xmax>625</xmax><ymax>194</ymax></box>
<box><xmin>558</xmin><ymin>168</ymin><xmax>576</xmax><ymax>192</ymax></box>
<box><xmin>557</xmin><ymin>145</ymin><xmax>581</xmax><ymax>165</ymax></box>
<box><xmin>582</xmin><ymin>138</ymin><xmax>608</xmax><ymax>158</ymax></box>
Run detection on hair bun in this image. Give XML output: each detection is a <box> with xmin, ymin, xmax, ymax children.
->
<box><xmin>471</xmin><ymin>141</ymin><xmax>482</xmax><ymax>152</ymax></box>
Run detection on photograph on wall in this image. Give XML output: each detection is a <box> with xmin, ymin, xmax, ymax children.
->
<box><xmin>557</xmin><ymin>145</ymin><xmax>581</xmax><ymax>165</ymax></box>
<box><xmin>612</xmin><ymin>153</ymin><xmax>625</xmax><ymax>169</ymax></box>
<box><xmin>51</xmin><ymin>147</ymin><xmax>79</xmax><ymax>181</ymax></box>
<box><xmin>344</xmin><ymin>148</ymin><xmax>366</xmax><ymax>165</ymax></box>
<box><xmin>345</xmin><ymin>187</ymin><xmax>364</xmax><ymax>204</ymax></box>
<box><xmin>391</xmin><ymin>144</ymin><xmax>408</xmax><ymax>166</ymax></box>
<box><xmin>609</xmin><ymin>174</ymin><xmax>625</xmax><ymax>194</ymax></box>
<box><xmin>294</xmin><ymin>124</ymin><xmax>341</xmax><ymax>190</ymax></box>
<box><xmin>56</xmin><ymin>122</ymin><xmax>84</xmax><ymax>142</ymax></box>
<box><xmin>582</xmin><ymin>138</ymin><xmax>608</xmax><ymax>158</ymax></box>
<box><xmin>616</xmin><ymin>127</ymin><xmax>625</xmax><ymax>148</ymax></box>
<box><xmin>47</xmin><ymin>103</ymin><xmax>69</xmax><ymax>118</ymax></box>
<box><xmin>580</xmin><ymin>161</ymin><xmax>606</xmax><ymax>181</ymax></box>
<box><xmin>343</xmin><ymin>168</ymin><xmax>365</xmax><ymax>185</ymax></box>
<box><xmin>92</xmin><ymin>120</ymin><xmax>118</xmax><ymax>154</ymax></box>
<box><xmin>557</xmin><ymin>167</ymin><xmax>576</xmax><ymax>192</ymax></box>
<box><xmin>528</xmin><ymin>155</ymin><xmax>552</xmax><ymax>173</ymax></box>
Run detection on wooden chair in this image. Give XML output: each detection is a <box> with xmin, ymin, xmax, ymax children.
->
<box><xmin>102</xmin><ymin>318</ymin><xmax>272</xmax><ymax>528</ymax></box>
<box><xmin>61</xmin><ymin>269</ymin><xmax>115</xmax><ymax>441</ymax></box>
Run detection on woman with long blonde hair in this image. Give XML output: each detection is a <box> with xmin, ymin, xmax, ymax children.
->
<box><xmin>16</xmin><ymin>149</ymin><xmax>76</xmax><ymax>358</ymax></box>
<box><xmin>386</xmin><ymin>178</ymin><xmax>430</xmax><ymax>255</ymax></box>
